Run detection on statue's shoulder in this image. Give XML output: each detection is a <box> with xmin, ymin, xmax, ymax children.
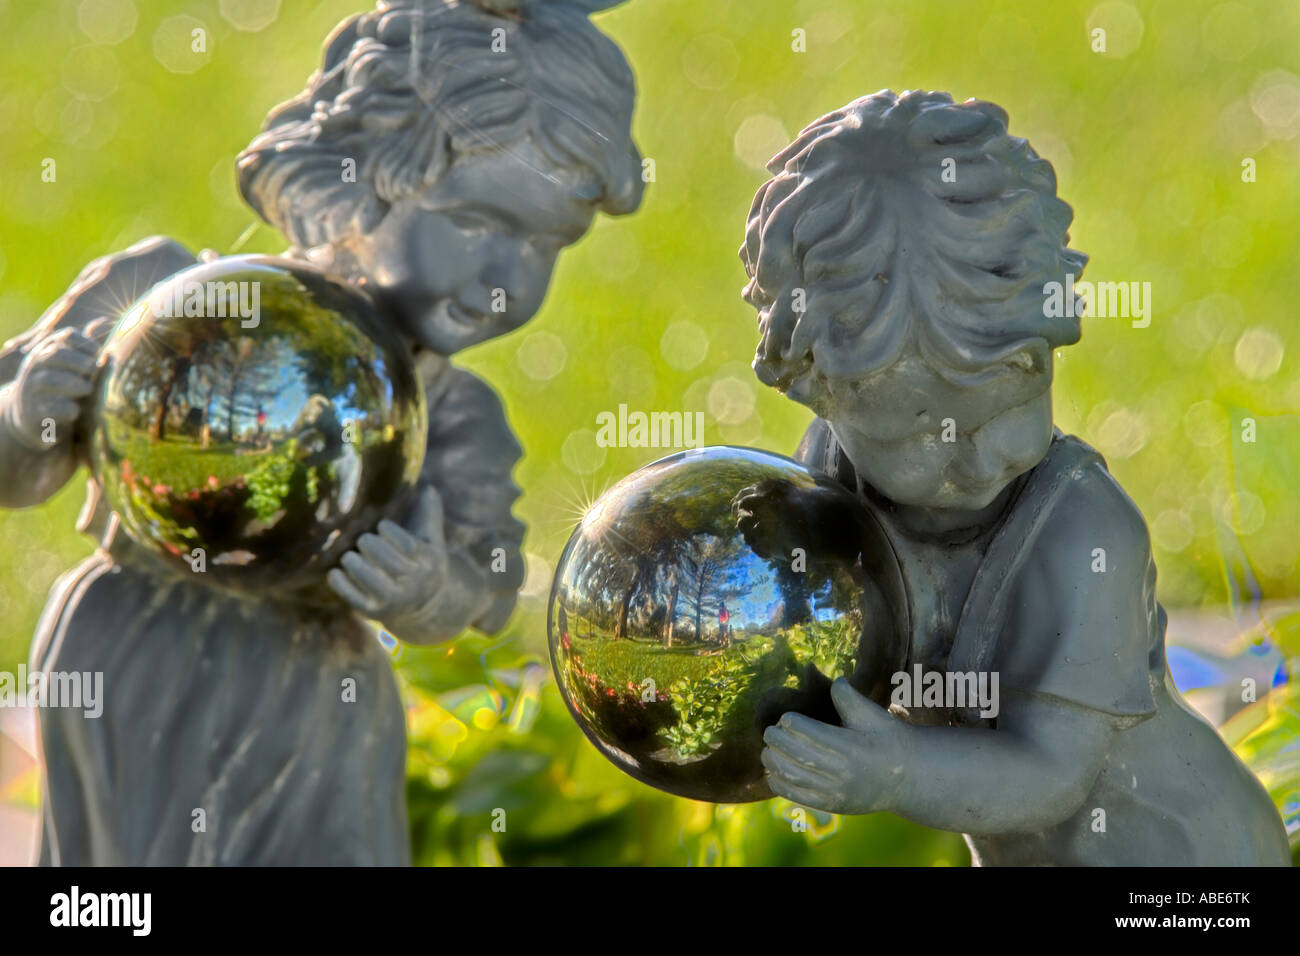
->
<box><xmin>2</xmin><ymin>236</ymin><xmax>196</xmax><ymax>382</ymax></box>
<box><xmin>987</xmin><ymin>431</ymin><xmax>1161</xmax><ymax>719</ymax></box>
<box><xmin>37</xmin><ymin>236</ymin><xmax>196</xmax><ymax>334</ymax></box>
<box><xmin>1024</xmin><ymin>431</ymin><xmax>1151</xmax><ymax>563</ymax></box>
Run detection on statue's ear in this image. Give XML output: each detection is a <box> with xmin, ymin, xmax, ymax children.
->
<box><xmin>600</xmin><ymin>148</ymin><xmax>646</xmax><ymax>216</ymax></box>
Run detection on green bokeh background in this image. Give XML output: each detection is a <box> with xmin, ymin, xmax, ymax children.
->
<box><xmin>1</xmin><ymin>0</ymin><xmax>1297</xmax><ymax>865</ymax></box>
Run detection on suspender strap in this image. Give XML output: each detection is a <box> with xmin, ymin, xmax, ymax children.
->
<box><xmin>948</xmin><ymin>431</ymin><xmax>1102</xmax><ymax>726</ymax></box>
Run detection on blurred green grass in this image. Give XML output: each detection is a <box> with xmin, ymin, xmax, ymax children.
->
<box><xmin>2</xmin><ymin>0</ymin><xmax>1298</xmax><ymax>864</ymax></box>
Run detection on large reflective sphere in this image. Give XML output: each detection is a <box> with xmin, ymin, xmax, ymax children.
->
<box><xmin>548</xmin><ymin>446</ymin><xmax>908</xmax><ymax>803</ymax></box>
<box><xmin>90</xmin><ymin>256</ymin><xmax>427</xmax><ymax>594</ymax></box>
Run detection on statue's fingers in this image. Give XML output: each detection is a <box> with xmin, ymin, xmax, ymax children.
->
<box><xmin>328</xmin><ymin>568</ymin><xmax>382</xmax><ymax>616</ymax></box>
<box><xmin>764</xmin><ymin>775</ymin><xmax>837</xmax><ymax>812</ymax></box>
<box><xmin>763</xmin><ymin>724</ymin><xmax>846</xmax><ymax>773</ymax></box>
<box><xmin>340</xmin><ymin>551</ymin><xmax>398</xmax><ymax>599</ymax></box>
<box><xmin>32</xmin><ymin>369</ymin><xmax>94</xmax><ymax>398</ymax></box>
<box><xmin>409</xmin><ymin>484</ymin><xmax>446</xmax><ymax>546</ymax></box>
<box><xmin>39</xmin><ymin>346</ymin><xmax>97</xmax><ymax>376</ymax></box>
<box><xmin>40</xmin><ymin>399</ymin><xmax>81</xmax><ymax>423</ymax></box>
<box><xmin>41</xmin><ymin>327</ymin><xmax>79</xmax><ymax>347</ymax></box>
<box><xmin>830</xmin><ymin>677</ymin><xmax>885</xmax><ymax>733</ymax></box>
<box><xmin>65</xmin><ymin>325</ymin><xmax>103</xmax><ymax>348</ymax></box>
<box><xmin>82</xmin><ymin>318</ymin><xmax>116</xmax><ymax>345</ymax></box>
<box><xmin>376</xmin><ymin>519</ymin><xmax>421</xmax><ymax>559</ymax></box>
<box><xmin>761</xmin><ymin>743</ymin><xmax>839</xmax><ymax>789</ymax></box>
<box><xmin>774</xmin><ymin>712</ymin><xmax>856</xmax><ymax>755</ymax></box>
<box><xmin>356</xmin><ymin>532</ymin><xmax>411</xmax><ymax>577</ymax></box>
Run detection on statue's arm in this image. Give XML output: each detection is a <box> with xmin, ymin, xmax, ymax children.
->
<box><xmin>764</xmin><ymin>678</ymin><xmax>1116</xmax><ymax>831</ymax></box>
<box><xmin>0</xmin><ymin>237</ymin><xmax>197</xmax><ymax>509</ymax></box>
<box><xmin>372</xmin><ymin>360</ymin><xmax>525</xmax><ymax>644</ymax></box>
<box><xmin>890</xmin><ymin>695</ymin><xmax>1115</xmax><ymax>834</ymax></box>
<box><xmin>764</xmin><ymin>460</ymin><xmax>1156</xmax><ymax>833</ymax></box>
<box><xmin>894</xmin><ymin>466</ymin><xmax>1157</xmax><ymax>831</ymax></box>
<box><xmin>0</xmin><ymin>327</ymin><xmax>82</xmax><ymax>507</ymax></box>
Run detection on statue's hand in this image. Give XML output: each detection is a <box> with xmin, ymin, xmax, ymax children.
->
<box><xmin>732</xmin><ymin>478</ymin><xmax>804</xmax><ymax>559</ymax></box>
<box><xmin>3</xmin><ymin>318</ymin><xmax>112</xmax><ymax>451</ymax></box>
<box><xmin>327</xmin><ymin>485</ymin><xmax>450</xmax><ymax>633</ymax></box>
<box><xmin>761</xmin><ymin>678</ymin><xmax>910</xmax><ymax>815</ymax></box>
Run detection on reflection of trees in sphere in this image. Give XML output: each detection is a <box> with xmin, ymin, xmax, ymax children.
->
<box><xmin>89</xmin><ymin>256</ymin><xmax>427</xmax><ymax>595</ymax></box>
<box><xmin>548</xmin><ymin>446</ymin><xmax>908</xmax><ymax>803</ymax></box>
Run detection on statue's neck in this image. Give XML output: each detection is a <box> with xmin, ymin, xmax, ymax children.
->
<box><xmin>857</xmin><ymin>475</ymin><xmax>1019</xmax><ymax>542</ymax></box>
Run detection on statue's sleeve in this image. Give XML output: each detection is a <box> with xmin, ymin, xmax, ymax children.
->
<box><xmin>419</xmin><ymin>362</ymin><xmax>526</xmax><ymax>631</ymax></box>
<box><xmin>1</xmin><ymin>236</ymin><xmax>197</xmax><ymax>383</ymax></box>
<box><xmin>994</xmin><ymin>457</ymin><xmax>1160</xmax><ymax>726</ymax></box>
<box><xmin>0</xmin><ymin>237</ymin><xmax>197</xmax><ymax>509</ymax></box>
<box><xmin>793</xmin><ymin>416</ymin><xmax>859</xmax><ymax>491</ymax></box>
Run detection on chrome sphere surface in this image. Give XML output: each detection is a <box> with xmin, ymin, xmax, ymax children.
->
<box><xmin>89</xmin><ymin>256</ymin><xmax>427</xmax><ymax>593</ymax></box>
<box><xmin>548</xmin><ymin>446</ymin><xmax>908</xmax><ymax>803</ymax></box>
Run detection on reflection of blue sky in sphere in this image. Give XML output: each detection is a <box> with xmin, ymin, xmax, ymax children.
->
<box><xmin>547</xmin><ymin>445</ymin><xmax>908</xmax><ymax>803</ymax></box>
<box><xmin>268</xmin><ymin>341</ymin><xmax>310</xmax><ymax>423</ymax></box>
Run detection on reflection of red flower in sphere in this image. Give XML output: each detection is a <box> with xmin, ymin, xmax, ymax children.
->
<box><xmin>606</xmin><ymin>689</ymin><xmax>615</xmax><ymax>697</ymax></box>
<box><xmin>207</xmin><ymin>475</ymin><xmax>219</xmax><ymax>490</ymax></box>
<box><xmin>152</xmin><ymin>484</ymin><xmax>169</xmax><ymax>495</ymax></box>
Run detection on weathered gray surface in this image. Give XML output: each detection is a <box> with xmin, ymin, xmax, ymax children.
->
<box><xmin>746</xmin><ymin>90</ymin><xmax>1290</xmax><ymax>865</ymax></box>
<box><xmin>4</xmin><ymin>0</ymin><xmax>642</xmax><ymax>865</ymax></box>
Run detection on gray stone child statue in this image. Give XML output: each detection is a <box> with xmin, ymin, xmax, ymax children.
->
<box><xmin>0</xmin><ymin>0</ymin><xmax>642</xmax><ymax>865</ymax></box>
<box><xmin>742</xmin><ymin>90</ymin><xmax>1290</xmax><ymax>865</ymax></box>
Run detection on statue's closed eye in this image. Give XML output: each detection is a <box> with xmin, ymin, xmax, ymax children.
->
<box><xmin>443</xmin><ymin>210</ymin><xmax>498</xmax><ymax>233</ymax></box>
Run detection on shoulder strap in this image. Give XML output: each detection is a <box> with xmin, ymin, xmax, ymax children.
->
<box><xmin>794</xmin><ymin>417</ymin><xmax>858</xmax><ymax>491</ymax></box>
<box><xmin>948</xmin><ymin>430</ymin><xmax>1104</xmax><ymax>726</ymax></box>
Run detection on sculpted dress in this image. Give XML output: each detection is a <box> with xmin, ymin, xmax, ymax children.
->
<box><xmin>797</xmin><ymin>419</ymin><xmax>1291</xmax><ymax>866</ymax></box>
<box><xmin>2</xmin><ymin>238</ymin><xmax>525</xmax><ymax>865</ymax></box>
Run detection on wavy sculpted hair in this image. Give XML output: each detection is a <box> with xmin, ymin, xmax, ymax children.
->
<box><xmin>237</xmin><ymin>0</ymin><xmax>642</xmax><ymax>250</ymax></box>
<box><xmin>740</xmin><ymin>89</ymin><xmax>1088</xmax><ymax>406</ymax></box>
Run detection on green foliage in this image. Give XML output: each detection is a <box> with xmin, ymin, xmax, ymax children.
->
<box><xmin>663</xmin><ymin>653</ymin><xmax>748</xmax><ymax>757</ymax></box>
<box><xmin>245</xmin><ymin>438</ymin><xmax>300</xmax><ymax>521</ymax></box>
<box><xmin>1221</xmin><ymin>612</ymin><xmax>1300</xmax><ymax>860</ymax></box>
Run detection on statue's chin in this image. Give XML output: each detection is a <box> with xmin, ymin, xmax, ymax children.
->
<box><xmin>392</xmin><ymin>298</ymin><xmax>486</xmax><ymax>356</ymax></box>
<box><xmin>874</xmin><ymin>476</ymin><xmax>1014</xmax><ymax>519</ymax></box>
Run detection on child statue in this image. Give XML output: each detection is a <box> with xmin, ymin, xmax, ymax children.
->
<box><xmin>743</xmin><ymin>90</ymin><xmax>1290</xmax><ymax>865</ymax></box>
<box><xmin>0</xmin><ymin>0</ymin><xmax>642</xmax><ymax>865</ymax></box>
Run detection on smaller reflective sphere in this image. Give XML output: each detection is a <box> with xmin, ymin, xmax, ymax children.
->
<box><xmin>548</xmin><ymin>446</ymin><xmax>908</xmax><ymax>803</ymax></box>
<box><xmin>89</xmin><ymin>256</ymin><xmax>427</xmax><ymax>594</ymax></box>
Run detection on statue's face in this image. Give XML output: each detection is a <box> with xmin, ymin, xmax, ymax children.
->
<box><xmin>328</xmin><ymin>141</ymin><xmax>598</xmax><ymax>355</ymax></box>
<box><xmin>823</xmin><ymin>346</ymin><xmax>1055</xmax><ymax>512</ymax></box>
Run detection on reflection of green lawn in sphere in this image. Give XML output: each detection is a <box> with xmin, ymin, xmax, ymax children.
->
<box><xmin>114</xmin><ymin>426</ymin><xmax>259</xmax><ymax>490</ymax></box>
<box><xmin>567</xmin><ymin>616</ymin><xmax>858</xmax><ymax>762</ymax></box>
<box><xmin>100</xmin><ymin>421</ymin><xmax>330</xmax><ymax>557</ymax></box>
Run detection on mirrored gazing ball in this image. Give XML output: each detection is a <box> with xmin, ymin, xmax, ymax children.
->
<box><xmin>548</xmin><ymin>446</ymin><xmax>909</xmax><ymax>803</ymax></box>
<box><xmin>89</xmin><ymin>255</ymin><xmax>428</xmax><ymax>595</ymax></box>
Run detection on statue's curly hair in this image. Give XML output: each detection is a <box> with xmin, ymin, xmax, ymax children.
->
<box><xmin>740</xmin><ymin>89</ymin><xmax>1088</xmax><ymax>407</ymax></box>
<box><xmin>237</xmin><ymin>0</ymin><xmax>642</xmax><ymax>249</ymax></box>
